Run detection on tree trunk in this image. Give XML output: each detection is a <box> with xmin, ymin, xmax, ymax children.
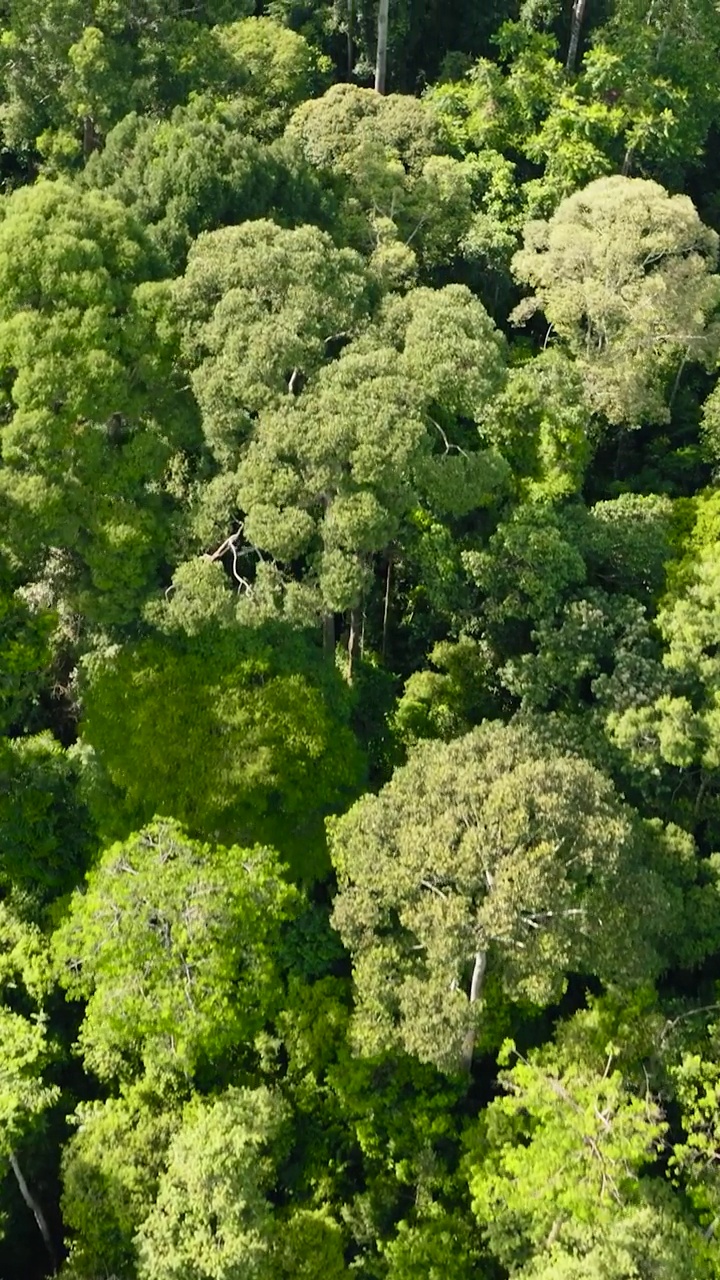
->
<box><xmin>381</xmin><ymin>555</ymin><xmax>392</xmax><ymax>658</ymax></box>
<box><xmin>348</xmin><ymin>606</ymin><xmax>362</xmax><ymax>679</ymax></box>
<box><xmin>323</xmin><ymin>611</ymin><xmax>336</xmax><ymax>661</ymax></box>
<box><xmin>375</xmin><ymin>0</ymin><xmax>390</xmax><ymax>94</ymax></box>
<box><xmin>347</xmin><ymin>0</ymin><xmax>354</xmax><ymax>78</ymax></box>
<box><xmin>10</xmin><ymin>1152</ymin><xmax>57</xmax><ymax>1274</ymax></box>
<box><xmin>82</xmin><ymin>114</ymin><xmax>100</xmax><ymax>158</ymax></box>
<box><xmin>565</xmin><ymin>0</ymin><xmax>588</xmax><ymax>74</ymax></box>
<box><xmin>460</xmin><ymin>950</ymin><xmax>487</xmax><ymax>1075</ymax></box>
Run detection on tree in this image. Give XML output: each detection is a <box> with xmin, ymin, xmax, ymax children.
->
<box><xmin>0</xmin><ymin>180</ymin><xmax>198</xmax><ymax>628</ymax></box>
<box><xmin>212</xmin><ymin>16</ymin><xmax>331</xmax><ymax>138</ymax></box>
<box><xmin>380</xmin><ymin>1213</ymin><xmax>484</xmax><ymax>1280</ymax></box>
<box><xmin>0</xmin><ymin>0</ymin><xmax>258</xmax><ymax>164</ymax></box>
<box><xmin>237</xmin><ymin>285</ymin><xmax>507</xmax><ymax>663</ymax></box>
<box><xmin>466</xmin><ymin>1039</ymin><xmax>711</xmax><ymax>1278</ymax></box>
<box><xmin>0</xmin><ymin>904</ymin><xmax>58</xmax><ymax>1266</ymax></box>
<box><xmin>329</xmin><ymin>720</ymin><xmax>686</xmax><ymax>1074</ymax></box>
<box><xmin>53</xmin><ymin>819</ymin><xmax>298</xmax><ymax>1085</ymax></box>
<box><xmin>501</xmin><ymin>590</ymin><xmax>661</xmax><ymax>719</ymax></box>
<box><xmin>173</xmin><ymin>218</ymin><xmax>370</xmax><ymax>467</ymax></box>
<box><xmin>60</xmin><ymin>1082</ymin><xmax>182</xmax><ymax>1280</ymax></box>
<box><xmin>479</xmin><ymin>349</ymin><xmax>593</xmax><ymax>501</ymax></box>
<box><xmin>135</xmin><ymin>1087</ymin><xmax>349</xmax><ymax>1280</ymax></box>
<box><xmin>286</xmin><ymin>83</ymin><xmax>488</xmax><ymax>278</ymax></box>
<box><xmin>81</xmin><ymin>100</ymin><xmax>336</xmax><ymax>271</ymax></box>
<box><xmin>287</xmin><ymin>83</ymin><xmax>442</xmax><ymax>175</ymax></box>
<box><xmin>607</xmin><ymin>539</ymin><xmax>720</xmax><ymax>843</ymax></box>
<box><xmin>467</xmin><ymin>1041</ymin><xmax>666</xmax><ymax>1268</ymax></box>
<box><xmin>512</xmin><ymin>176</ymin><xmax>720</xmax><ymax>427</ymax></box>
<box><xmin>584</xmin><ymin>0</ymin><xmax>720</xmax><ymax>182</ymax></box>
<box><xmin>74</xmin><ymin>612</ymin><xmax>366</xmax><ymax>877</ymax></box>
<box><xmin>462</xmin><ymin>503</ymin><xmax>588</xmax><ymax>647</ymax></box>
<box><xmin>393</xmin><ymin>635</ymin><xmax>501</xmax><ymax>747</ymax></box>
<box><xmin>135</xmin><ymin>1086</ymin><xmax>287</xmax><ymax>1280</ymax></box>
<box><xmin>515</xmin><ymin>1208</ymin><xmax>715</xmax><ymax>1280</ymax></box>
<box><xmin>0</xmin><ymin>561</ymin><xmax>53</xmax><ymax>735</ymax></box>
<box><xmin>0</xmin><ymin>732</ymin><xmax>94</xmax><ymax>911</ymax></box>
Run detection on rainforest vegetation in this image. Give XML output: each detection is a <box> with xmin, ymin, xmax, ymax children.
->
<box><xmin>4</xmin><ymin>1</ymin><xmax>720</xmax><ymax>1276</ymax></box>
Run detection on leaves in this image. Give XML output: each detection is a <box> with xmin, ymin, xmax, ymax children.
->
<box><xmin>53</xmin><ymin>819</ymin><xmax>298</xmax><ymax>1084</ymax></box>
<box><xmin>512</xmin><ymin>176</ymin><xmax>720</xmax><ymax>426</ymax></box>
<box><xmin>330</xmin><ymin>720</ymin><xmax>685</xmax><ymax>1072</ymax></box>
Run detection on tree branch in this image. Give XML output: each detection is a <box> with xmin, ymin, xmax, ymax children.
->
<box><xmin>10</xmin><ymin>1152</ymin><xmax>57</xmax><ymax>1275</ymax></box>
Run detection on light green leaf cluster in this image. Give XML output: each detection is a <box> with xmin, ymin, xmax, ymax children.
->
<box><xmin>53</xmin><ymin>819</ymin><xmax>298</xmax><ymax>1083</ymax></box>
<box><xmin>512</xmin><ymin>176</ymin><xmax>720</xmax><ymax>427</ymax></box>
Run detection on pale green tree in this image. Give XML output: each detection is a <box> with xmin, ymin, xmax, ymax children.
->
<box><xmin>330</xmin><ymin>720</ymin><xmax>687</xmax><ymax>1074</ymax></box>
<box><xmin>60</xmin><ymin>1081</ymin><xmax>182</xmax><ymax>1280</ymax></box>
<box><xmin>135</xmin><ymin>1086</ymin><xmax>348</xmax><ymax>1280</ymax></box>
<box><xmin>135</xmin><ymin>1086</ymin><xmax>286</xmax><ymax>1280</ymax></box>
<box><xmin>286</xmin><ymin>82</ymin><xmax>484</xmax><ymax>275</ymax></box>
<box><xmin>512</xmin><ymin>176</ymin><xmax>720</xmax><ymax>426</ymax></box>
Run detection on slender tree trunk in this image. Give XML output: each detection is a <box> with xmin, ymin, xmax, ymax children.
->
<box><xmin>669</xmin><ymin>348</ymin><xmax>690</xmax><ymax>409</ymax></box>
<box><xmin>375</xmin><ymin>0</ymin><xmax>390</xmax><ymax>94</ymax></box>
<box><xmin>565</xmin><ymin>0</ymin><xmax>588</xmax><ymax>74</ymax></box>
<box><xmin>348</xmin><ymin>606</ymin><xmax>362</xmax><ymax>679</ymax></box>
<box><xmin>10</xmin><ymin>1152</ymin><xmax>57</xmax><ymax>1274</ymax></box>
<box><xmin>381</xmin><ymin>555</ymin><xmax>392</xmax><ymax>658</ymax></box>
<box><xmin>82</xmin><ymin>115</ymin><xmax>100</xmax><ymax>158</ymax></box>
<box><xmin>323</xmin><ymin>611</ymin><xmax>336</xmax><ymax>660</ymax></box>
<box><xmin>460</xmin><ymin>950</ymin><xmax>487</xmax><ymax>1075</ymax></box>
<box><xmin>347</xmin><ymin>0</ymin><xmax>354</xmax><ymax>78</ymax></box>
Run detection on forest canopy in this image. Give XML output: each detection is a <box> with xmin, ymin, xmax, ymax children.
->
<box><xmin>3</xmin><ymin>2</ymin><xmax>720</xmax><ymax>1278</ymax></box>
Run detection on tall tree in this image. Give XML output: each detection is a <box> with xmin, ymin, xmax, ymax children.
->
<box><xmin>237</xmin><ymin>285</ymin><xmax>507</xmax><ymax>665</ymax></box>
<box><xmin>330</xmin><ymin>720</ymin><xmax>691</xmax><ymax>1074</ymax></box>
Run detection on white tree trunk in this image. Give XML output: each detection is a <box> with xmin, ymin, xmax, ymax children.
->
<box><xmin>347</xmin><ymin>0</ymin><xmax>354</xmax><ymax>77</ymax></box>
<box><xmin>348</xmin><ymin>605</ymin><xmax>362</xmax><ymax>678</ymax></box>
<box><xmin>565</xmin><ymin>0</ymin><xmax>588</xmax><ymax>74</ymax></box>
<box><xmin>460</xmin><ymin>949</ymin><xmax>487</xmax><ymax>1075</ymax></box>
<box><xmin>375</xmin><ymin>0</ymin><xmax>390</xmax><ymax>94</ymax></box>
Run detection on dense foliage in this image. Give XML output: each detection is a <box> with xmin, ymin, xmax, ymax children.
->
<box><xmin>3</xmin><ymin>1</ymin><xmax>720</xmax><ymax>1276</ymax></box>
